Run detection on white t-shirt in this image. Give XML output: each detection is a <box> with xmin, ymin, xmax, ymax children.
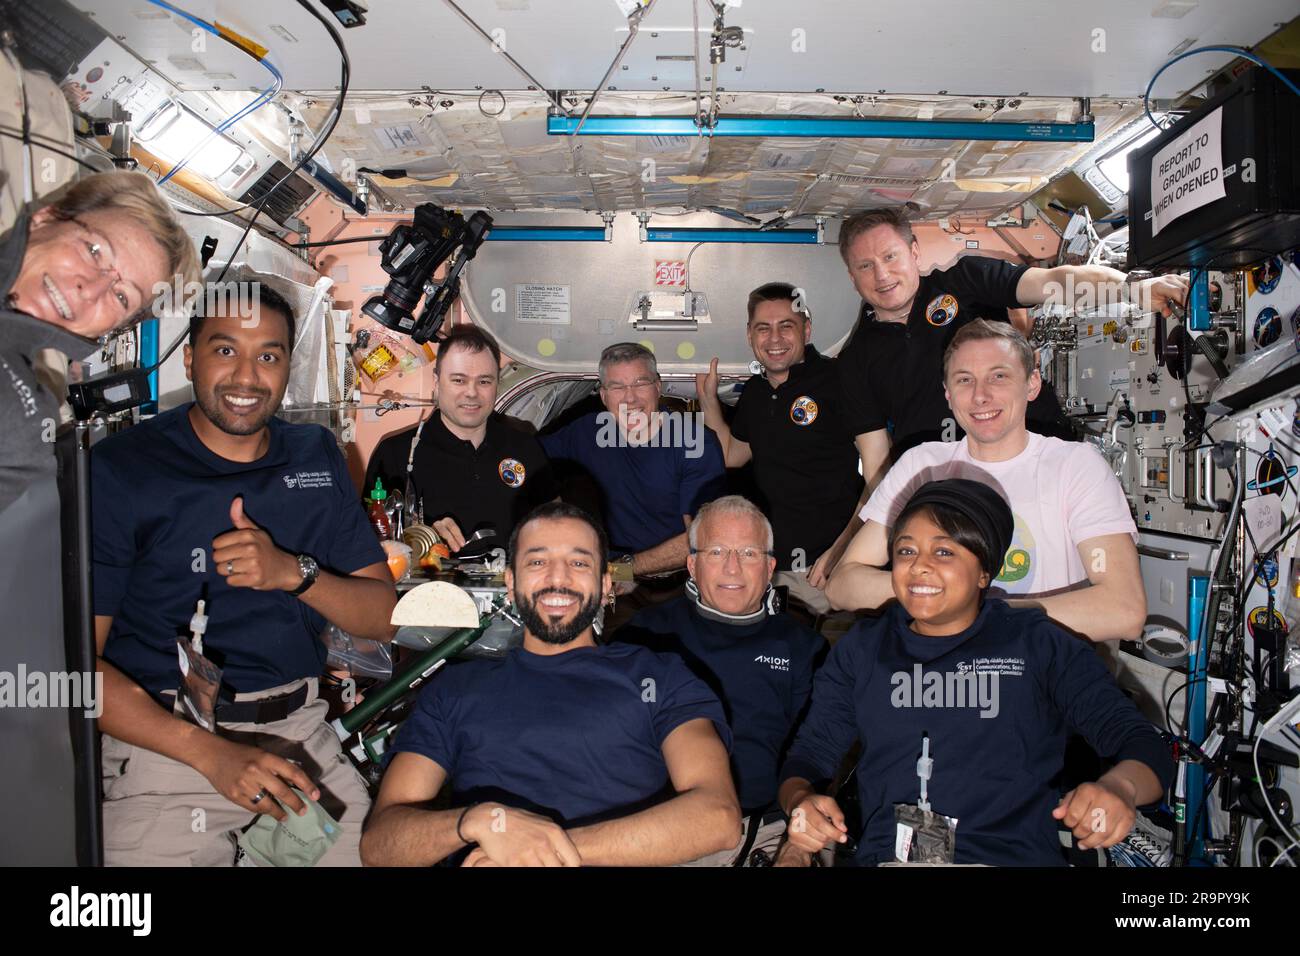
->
<box><xmin>860</xmin><ymin>433</ymin><xmax>1137</xmax><ymax>597</ymax></box>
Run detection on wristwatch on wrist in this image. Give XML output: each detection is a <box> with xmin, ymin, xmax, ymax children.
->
<box><xmin>290</xmin><ymin>554</ymin><xmax>320</xmax><ymax>595</ymax></box>
<box><xmin>611</xmin><ymin>553</ymin><xmax>635</xmax><ymax>583</ymax></box>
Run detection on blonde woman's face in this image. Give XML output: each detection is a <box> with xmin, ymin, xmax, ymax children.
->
<box><xmin>9</xmin><ymin>208</ymin><xmax>169</xmax><ymax>338</ymax></box>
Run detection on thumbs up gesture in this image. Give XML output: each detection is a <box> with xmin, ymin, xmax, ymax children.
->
<box><xmin>694</xmin><ymin>357</ymin><xmax>721</xmax><ymax>411</ymax></box>
<box><xmin>213</xmin><ymin>496</ymin><xmax>301</xmax><ymax>591</ymax></box>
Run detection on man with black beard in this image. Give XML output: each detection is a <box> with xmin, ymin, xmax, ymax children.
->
<box><xmin>362</xmin><ymin>501</ymin><xmax>742</xmax><ymax>866</ymax></box>
<box><xmin>92</xmin><ymin>282</ymin><xmax>395</xmax><ymax>865</ymax></box>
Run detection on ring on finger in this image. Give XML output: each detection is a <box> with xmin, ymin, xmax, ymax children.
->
<box><xmin>250</xmin><ymin>788</ymin><xmax>267</xmax><ymax>805</ymax></box>
<box><xmin>226</xmin><ymin>560</ymin><xmax>235</xmax><ymax>575</ymax></box>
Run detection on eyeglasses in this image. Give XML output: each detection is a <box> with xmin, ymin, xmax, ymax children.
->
<box><xmin>601</xmin><ymin>377</ymin><xmax>658</xmax><ymax>396</ymax></box>
<box><xmin>68</xmin><ymin>217</ymin><xmax>134</xmax><ymax>318</ymax></box>
<box><xmin>691</xmin><ymin>546</ymin><xmax>773</xmax><ymax>565</ymax></box>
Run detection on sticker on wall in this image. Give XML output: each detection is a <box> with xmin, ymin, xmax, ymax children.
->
<box><xmin>1255</xmin><ymin>555</ymin><xmax>1280</xmax><ymax>588</ymax></box>
<box><xmin>1252</xmin><ymin>257</ymin><xmax>1284</xmax><ymax>295</ymax></box>
<box><xmin>1254</xmin><ymin>307</ymin><xmax>1282</xmax><ymax>349</ymax></box>
<box><xmin>1247</xmin><ymin>445</ymin><xmax>1296</xmax><ymax>497</ymax></box>
<box><xmin>516</xmin><ymin>285</ymin><xmax>571</xmax><ymax>325</ymax></box>
<box><xmin>1246</xmin><ymin>605</ymin><xmax>1287</xmax><ymax>638</ymax></box>
<box><xmin>655</xmin><ymin>260</ymin><xmax>687</xmax><ymax>287</ymax></box>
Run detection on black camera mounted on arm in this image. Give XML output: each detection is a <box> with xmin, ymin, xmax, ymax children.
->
<box><xmin>362</xmin><ymin>204</ymin><xmax>493</xmax><ymax>344</ymax></box>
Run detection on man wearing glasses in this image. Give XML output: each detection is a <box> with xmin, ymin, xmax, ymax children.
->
<box><xmin>541</xmin><ymin>342</ymin><xmax>725</xmax><ymax>626</ymax></box>
<box><xmin>612</xmin><ymin>496</ymin><xmax>825</xmax><ymax>866</ymax></box>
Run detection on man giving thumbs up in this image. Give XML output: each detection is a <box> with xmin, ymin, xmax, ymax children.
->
<box><xmin>90</xmin><ymin>281</ymin><xmax>394</xmax><ymax>866</ymax></box>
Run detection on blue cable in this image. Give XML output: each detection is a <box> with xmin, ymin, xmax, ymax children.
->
<box><xmin>144</xmin><ymin>0</ymin><xmax>215</xmax><ymax>36</ymax></box>
<box><xmin>144</xmin><ymin>0</ymin><xmax>282</xmax><ymax>183</ymax></box>
<box><xmin>1144</xmin><ymin>44</ymin><xmax>1300</xmax><ymax>132</ymax></box>
<box><xmin>159</xmin><ymin>68</ymin><xmax>281</xmax><ymax>183</ymax></box>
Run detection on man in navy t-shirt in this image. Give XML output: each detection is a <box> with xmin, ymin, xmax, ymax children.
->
<box><xmin>362</xmin><ymin>501</ymin><xmax>741</xmax><ymax>866</ymax></box>
<box><xmin>540</xmin><ymin>343</ymin><xmax>725</xmax><ymax>627</ymax></box>
<box><xmin>92</xmin><ymin>282</ymin><xmax>395</xmax><ymax>866</ymax></box>
<box><xmin>613</xmin><ymin>495</ymin><xmax>825</xmax><ymax>866</ymax></box>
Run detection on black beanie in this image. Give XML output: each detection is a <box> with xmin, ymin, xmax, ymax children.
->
<box><xmin>898</xmin><ymin>478</ymin><xmax>1013</xmax><ymax>579</ymax></box>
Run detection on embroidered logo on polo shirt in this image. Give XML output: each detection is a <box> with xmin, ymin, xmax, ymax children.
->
<box><xmin>789</xmin><ymin>396</ymin><xmax>819</xmax><ymax>426</ymax></box>
<box><xmin>754</xmin><ymin>654</ymin><xmax>790</xmax><ymax>672</ymax></box>
<box><xmin>498</xmin><ymin>458</ymin><xmax>526</xmax><ymax>488</ymax></box>
<box><xmin>281</xmin><ymin>471</ymin><xmax>333</xmax><ymax>490</ymax></box>
<box><xmin>925</xmin><ymin>293</ymin><xmax>959</xmax><ymax>326</ymax></box>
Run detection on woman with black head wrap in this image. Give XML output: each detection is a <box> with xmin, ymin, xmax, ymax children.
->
<box><xmin>773</xmin><ymin>479</ymin><xmax>1173</xmax><ymax>866</ymax></box>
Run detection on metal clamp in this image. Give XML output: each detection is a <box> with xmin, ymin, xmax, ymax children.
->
<box><xmin>1167</xmin><ymin>442</ymin><xmax>1187</xmax><ymax>503</ymax></box>
<box><xmin>1194</xmin><ymin>446</ymin><xmax>1217</xmax><ymax>509</ymax></box>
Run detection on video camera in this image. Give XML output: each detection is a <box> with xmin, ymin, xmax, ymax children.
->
<box><xmin>361</xmin><ymin>203</ymin><xmax>493</xmax><ymax>344</ymax></box>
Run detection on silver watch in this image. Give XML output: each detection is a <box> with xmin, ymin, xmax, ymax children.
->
<box><xmin>290</xmin><ymin>554</ymin><xmax>319</xmax><ymax>595</ymax></box>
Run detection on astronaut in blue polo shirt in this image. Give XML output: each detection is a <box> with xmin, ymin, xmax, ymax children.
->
<box><xmin>540</xmin><ymin>342</ymin><xmax>725</xmax><ymax>623</ymax></box>
<box><xmin>613</xmin><ymin>495</ymin><xmax>826</xmax><ymax>866</ymax></box>
<box><xmin>362</xmin><ymin>501</ymin><xmax>741</xmax><ymax>866</ymax></box>
<box><xmin>92</xmin><ymin>282</ymin><xmax>395</xmax><ymax>866</ymax></box>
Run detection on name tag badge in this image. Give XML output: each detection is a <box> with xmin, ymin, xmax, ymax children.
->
<box><xmin>175</xmin><ymin>637</ymin><xmax>223</xmax><ymax>732</ymax></box>
<box><xmin>893</xmin><ymin>803</ymin><xmax>958</xmax><ymax>863</ymax></box>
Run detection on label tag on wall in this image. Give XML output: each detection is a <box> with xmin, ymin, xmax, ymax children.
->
<box><xmin>1149</xmin><ymin>107</ymin><xmax>1227</xmax><ymax>238</ymax></box>
<box><xmin>1243</xmin><ymin>493</ymin><xmax>1282</xmax><ymax>546</ymax></box>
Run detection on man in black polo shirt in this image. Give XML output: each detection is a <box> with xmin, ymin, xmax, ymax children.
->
<box><xmin>835</xmin><ymin>206</ymin><xmax>1189</xmax><ymax>459</ymax></box>
<box><xmin>697</xmin><ymin>283</ymin><xmax>888</xmax><ymax>615</ymax></box>
<box><xmin>364</xmin><ymin>325</ymin><xmax>558</xmax><ymax>558</ymax></box>
<box><xmin>612</xmin><ymin>495</ymin><xmax>825</xmax><ymax>865</ymax></box>
<box><xmin>92</xmin><ymin>282</ymin><xmax>396</xmax><ymax>866</ymax></box>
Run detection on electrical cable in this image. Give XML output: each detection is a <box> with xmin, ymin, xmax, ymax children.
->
<box><xmin>143</xmin><ymin>1</ymin><xmax>286</xmax><ymax>185</ymax></box>
<box><xmin>1143</xmin><ymin>45</ymin><xmax>1300</xmax><ymax>133</ymax></box>
<box><xmin>1164</xmin><ymin>677</ymin><xmax>1208</xmax><ymax>737</ymax></box>
<box><xmin>0</xmin><ymin>126</ymin><xmax>100</xmax><ymax>171</ymax></box>
<box><xmin>178</xmin><ymin>0</ymin><xmax>350</xmax><ymax>221</ymax></box>
<box><xmin>1256</xmin><ymin>832</ymin><xmax>1298</xmax><ymax>866</ymax></box>
<box><xmin>158</xmin><ymin>69</ymin><xmax>282</xmax><ymax>184</ymax></box>
<box><xmin>294</xmin><ymin>233</ymin><xmax>385</xmax><ymax>249</ymax></box>
<box><xmin>1251</xmin><ymin>697</ymin><xmax>1300</xmax><ymax>864</ymax></box>
<box><xmin>209</xmin><ymin>0</ymin><xmax>349</xmax><ymax>284</ymax></box>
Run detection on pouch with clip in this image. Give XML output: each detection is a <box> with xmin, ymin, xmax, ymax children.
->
<box><xmin>893</xmin><ymin>803</ymin><xmax>958</xmax><ymax>864</ymax></box>
<box><xmin>175</xmin><ymin>637</ymin><xmax>222</xmax><ymax>732</ymax></box>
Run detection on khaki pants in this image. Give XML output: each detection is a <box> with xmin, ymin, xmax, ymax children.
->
<box><xmin>101</xmin><ymin>678</ymin><xmax>370</xmax><ymax>867</ymax></box>
<box><xmin>677</xmin><ymin>816</ymin><xmax>788</xmax><ymax>867</ymax></box>
<box><xmin>775</xmin><ymin>570</ymin><xmax>833</xmax><ymax>617</ymax></box>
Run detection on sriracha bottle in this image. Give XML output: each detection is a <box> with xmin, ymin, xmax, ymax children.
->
<box><xmin>367</xmin><ymin>478</ymin><xmax>393</xmax><ymax>541</ymax></box>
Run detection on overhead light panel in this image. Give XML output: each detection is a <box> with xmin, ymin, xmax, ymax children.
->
<box><xmin>135</xmin><ymin>100</ymin><xmax>248</xmax><ymax>182</ymax></box>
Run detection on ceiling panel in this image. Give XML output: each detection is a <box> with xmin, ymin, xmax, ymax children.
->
<box><xmin>74</xmin><ymin>0</ymin><xmax>1295</xmax><ymax>98</ymax></box>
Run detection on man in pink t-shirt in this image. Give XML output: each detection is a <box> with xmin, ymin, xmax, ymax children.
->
<box><xmin>826</xmin><ymin>320</ymin><xmax>1145</xmax><ymax>642</ymax></box>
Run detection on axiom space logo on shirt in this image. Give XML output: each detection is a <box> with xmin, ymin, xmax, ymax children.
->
<box><xmin>281</xmin><ymin>470</ymin><xmax>334</xmax><ymax>490</ymax></box>
<box><xmin>755</xmin><ymin>654</ymin><xmax>790</xmax><ymax>672</ymax></box>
